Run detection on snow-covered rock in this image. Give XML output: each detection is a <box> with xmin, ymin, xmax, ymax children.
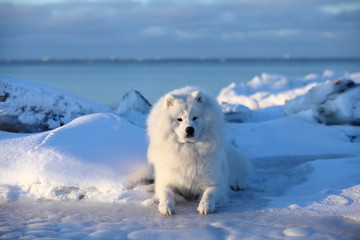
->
<box><xmin>117</xmin><ymin>90</ymin><xmax>151</xmax><ymax>115</ymax></box>
<box><xmin>285</xmin><ymin>79</ymin><xmax>360</xmax><ymax>125</ymax></box>
<box><xmin>0</xmin><ymin>76</ymin><xmax>112</xmax><ymax>133</ymax></box>
<box><xmin>217</xmin><ymin>70</ymin><xmax>357</xmax><ymax>110</ymax></box>
<box><xmin>116</xmin><ymin>90</ymin><xmax>152</xmax><ymax>128</ymax></box>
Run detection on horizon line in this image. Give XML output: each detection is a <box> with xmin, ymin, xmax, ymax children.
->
<box><xmin>1</xmin><ymin>56</ymin><xmax>360</xmax><ymax>63</ymax></box>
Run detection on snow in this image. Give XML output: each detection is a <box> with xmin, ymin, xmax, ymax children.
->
<box><xmin>0</xmin><ymin>76</ymin><xmax>112</xmax><ymax>133</ymax></box>
<box><xmin>285</xmin><ymin>79</ymin><xmax>360</xmax><ymax>125</ymax></box>
<box><xmin>116</xmin><ymin>90</ymin><xmax>151</xmax><ymax>116</ymax></box>
<box><xmin>1</xmin><ymin>71</ymin><xmax>360</xmax><ymax>239</ymax></box>
<box><xmin>222</xmin><ymin>104</ymin><xmax>284</xmax><ymax>123</ymax></box>
<box><xmin>116</xmin><ymin>90</ymin><xmax>151</xmax><ymax>128</ymax></box>
<box><xmin>0</xmin><ymin>113</ymin><xmax>147</xmax><ymax>202</ymax></box>
<box><xmin>217</xmin><ymin>70</ymin><xmax>360</xmax><ymax>110</ymax></box>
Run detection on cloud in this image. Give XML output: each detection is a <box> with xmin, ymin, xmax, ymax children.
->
<box><xmin>320</xmin><ymin>3</ymin><xmax>360</xmax><ymax>14</ymax></box>
<box><xmin>143</xmin><ymin>26</ymin><xmax>166</xmax><ymax>36</ymax></box>
<box><xmin>222</xmin><ymin>29</ymin><xmax>302</xmax><ymax>40</ymax></box>
<box><xmin>175</xmin><ymin>30</ymin><xmax>203</xmax><ymax>39</ymax></box>
<box><xmin>0</xmin><ymin>0</ymin><xmax>359</xmax><ymax>58</ymax></box>
<box><xmin>0</xmin><ymin>0</ymin><xmax>64</xmax><ymax>4</ymax></box>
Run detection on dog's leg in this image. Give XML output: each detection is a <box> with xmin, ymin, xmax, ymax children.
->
<box><xmin>157</xmin><ymin>186</ymin><xmax>175</xmax><ymax>216</ymax></box>
<box><xmin>197</xmin><ymin>186</ymin><xmax>220</xmax><ymax>215</ymax></box>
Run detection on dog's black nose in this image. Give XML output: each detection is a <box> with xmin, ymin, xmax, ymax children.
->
<box><xmin>185</xmin><ymin>126</ymin><xmax>194</xmax><ymax>136</ymax></box>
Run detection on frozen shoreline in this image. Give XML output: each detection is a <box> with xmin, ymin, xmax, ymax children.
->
<box><xmin>1</xmin><ymin>70</ymin><xmax>360</xmax><ymax>239</ymax></box>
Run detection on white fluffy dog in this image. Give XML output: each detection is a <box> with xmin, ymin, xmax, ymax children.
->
<box><xmin>147</xmin><ymin>86</ymin><xmax>251</xmax><ymax>215</ymax></box>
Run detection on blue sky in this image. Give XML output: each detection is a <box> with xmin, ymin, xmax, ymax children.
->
<box><xmin>0</xmin><ymin>0</ymin><xmax>359</xmax><ymax>59</ymax></box>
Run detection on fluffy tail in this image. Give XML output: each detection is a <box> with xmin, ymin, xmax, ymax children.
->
<box><xmin>226</xmin><ymin>142</ymin><xmax>252</xmax><ymax>190</ymax></box>
<box><xmin>123</xmin><ymin>164</ymin><xmax>154</xmax><ymax>190</ymax></box>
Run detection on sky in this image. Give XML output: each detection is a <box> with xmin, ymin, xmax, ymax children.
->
<box><xmin>0</xmin><ymin>0</ymin><xmax>359</xmax><ymax>59</ymax></box>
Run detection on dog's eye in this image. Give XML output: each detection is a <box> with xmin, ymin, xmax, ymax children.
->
<box><xmin>177</xmin><ymin>118</ymin><xmax>183</xmax><ymax>122</ymax></box>
<box><xmin>193</xmin><ymin>117</ymin><xmax>197</xmax><ymax>121</ymax></box>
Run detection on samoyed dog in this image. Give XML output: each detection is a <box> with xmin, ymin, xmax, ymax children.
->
<box><xmin>146</xmin><ymin>86</ymin><xmax>251</xmax><ymax>215</ymax></box>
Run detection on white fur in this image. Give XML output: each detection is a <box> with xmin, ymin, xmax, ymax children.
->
<box><xmin>147</xmin><ymin>86</ymin><xmax>251</xmax><ymax>215</ymax></box>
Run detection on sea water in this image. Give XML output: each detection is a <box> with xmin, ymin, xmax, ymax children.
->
<box><xmin>0</xmin><ymin>59</ymin><xmax>359</xmax><ymax>107</ymax></box>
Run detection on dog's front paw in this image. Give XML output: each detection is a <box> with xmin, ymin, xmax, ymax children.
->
<box><xmin>197</xmin><ymin>199</ymin><xmax>215</xmax><ymax>215</ymax></box>
<box><xmin>158</xmin><ymin>202</ymin><xmax>175</xmax><ymax>216</ymax></box>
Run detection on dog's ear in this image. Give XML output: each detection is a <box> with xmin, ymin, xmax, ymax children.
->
<box><xmin>191</xmin><ymin>90</ymin><xmax>205</xmax><ymax>103</ymax></box>
<box><xmin>164</xmin><ymin>94</ymin><xmax>174</xmax><ymax>109</ymax></box>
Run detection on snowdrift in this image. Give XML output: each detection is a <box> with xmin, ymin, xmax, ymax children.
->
<box><xmin>0</xmin><ymin>113</ymin><xmax>147</xmax><ymax>202</ymax></box>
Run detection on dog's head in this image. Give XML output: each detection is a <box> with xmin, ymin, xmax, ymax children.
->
<box><xmin>163</xmin><ymin>90</ymin><xmax>206</xmax><ymax>143</ymax></box>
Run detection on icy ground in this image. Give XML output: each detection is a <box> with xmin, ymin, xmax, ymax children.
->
<box><xmin>1</xmin><ymin>71</ymin><xmax>360</xmax><ymax>239</ymax></box>
<box><xmin>1</xmin><ymin>198</ymin><xmax>359</xmax><ymax>240</ymax></box>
